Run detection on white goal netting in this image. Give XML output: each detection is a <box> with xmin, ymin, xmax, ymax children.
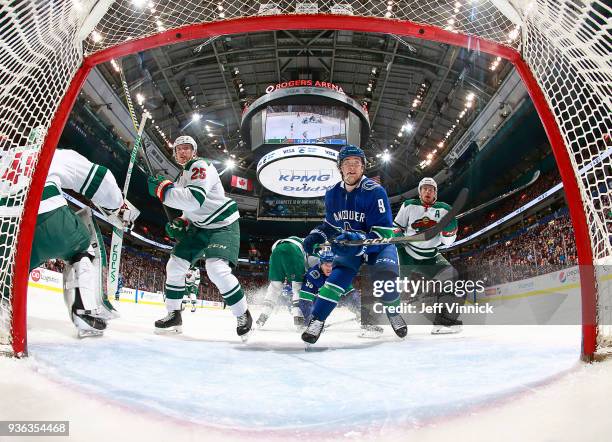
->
<box><xmin>1</xmin><ymin>0</ymin><xmax>610</xmax><ymax>357</ymax></box>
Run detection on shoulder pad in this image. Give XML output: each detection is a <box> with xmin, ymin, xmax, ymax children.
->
<box><xmin>433</xmin><ymin>201</ymin><xmax>452</xmax><ymax>211</ymax></box>
<box><xmin>184</xmin><ymin>157</ymin><xmax>207</xmax><ymax>170</ymax></box>
<box><xmin>361</xmin><ymin>178</ymin><xmax>381</xmax><ymax>191</ymax></box>
<box><xmin>402</xmin><ymin>198</ymin><xmax>421</xmax><ymax>207</ymax></box>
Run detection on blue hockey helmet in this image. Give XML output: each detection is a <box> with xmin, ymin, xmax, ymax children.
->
<box><xmin>337</xmin><ymin>145</ymin><xmax>366</xmax><ymax>168</ymax></box>
<box><xmin>318</xmin><ymin>249</ymin><xmax>335</xmax><ymax>263</ymax></box>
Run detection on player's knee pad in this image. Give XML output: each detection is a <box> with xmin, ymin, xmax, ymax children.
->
<box><xmin>205</xmin><ymin>258</ymin><xmax>237</xmax><ymax>293</ymax></box>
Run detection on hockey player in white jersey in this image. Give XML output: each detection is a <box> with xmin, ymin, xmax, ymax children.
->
<box><xmin>182</xmin><ymin>266</ymin><xmax>200</xmax><ymax>313</ymax></box>
<box><xmin>147</xmin><ymin>135</ymin><xmax>252</xmax><ymax>338</ymax></box>
<box><xmin>30</xmin><ymin>149</ymin><xmax>131</xmax><ymax>337</ymax></box>
<box><xmin>394</xmin><ymin>177</ymin><xmax>463</xmax><ymax>334</ymax></box>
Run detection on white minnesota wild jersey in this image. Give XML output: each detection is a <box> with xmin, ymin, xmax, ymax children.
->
<box><xmin>394</xmin><ymin>199</ymin><xmax>458</xmax><ymax>260</ymax></box>
<box><xmin>39</xmin><ymin>149</ymin><xmax>123</xmax><ymax>215</ymax></box>
<box><xmin>185</xmin><ymin>268</ymin><xmax>201</xmax><ymax>287</ymax></box>
<box><xmin>164</xmin><ymin>157</ymin><xmax>239</xmax><ymax>229</ymax></box>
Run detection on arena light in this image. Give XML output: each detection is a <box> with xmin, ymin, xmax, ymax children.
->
<box><xmin>110</xmin><ymin>59</ymin><xmax>121</xmax><ymax>72</ymax></box>
<box><xmin>192</xmin><ymin>113</ymin><xmax>201</xmax><ymax>122</ymax></box>
<box><xmin>437</xmin><ymin>141</ymin><xmax>444</xmax><ymax>148</ymax></box>
<box><xmin>131</xmin><ymin>0</ymin><xmax>147</xmax><ymax>7</ymax></box>
<box><xmin>90</xmin><ymin>30</ymin><xmax>103</xmax><ymax>43</ymax></box>
<box><xmin>403</xmin><ymin>122</ymin><xmax>414</xmax><ymax>132</ymax></box>
<box><xmin>225</xmin><ymin>159</ymin><xmax>235</xmax><ymax>169</ymax></box>
<box><xmin>136</xmin><ymin>93</ymin><xmax>145</xmax><ymax>106</ymax></box>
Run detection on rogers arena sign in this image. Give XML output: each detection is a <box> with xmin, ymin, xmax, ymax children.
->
<box><xmin>257</xmin><ymin>145</ymin><xmax>341</xmax><ymax>198</ymax></box>
<box><xmin>265</xmin><ymin>81</ymin><xmax>344</xmax><ymax>94</ymax></box>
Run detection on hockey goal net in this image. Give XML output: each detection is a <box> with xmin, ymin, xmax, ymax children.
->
<box><xmin>0</xmin><ymin>0</ymin><xmax>610</xmax><ymax>359</ymax></box>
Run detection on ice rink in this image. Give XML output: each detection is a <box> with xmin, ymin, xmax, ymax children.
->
<box><xmin>1</xmin><ymin>287</ymin><xmax>612</xmax><ymax>442</ymax></box>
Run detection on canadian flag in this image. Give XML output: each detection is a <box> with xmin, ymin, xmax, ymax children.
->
<box><xmin>231</xmin><ymin>175</ymin><xmax>253</xmax><ymax>191</ymax></box>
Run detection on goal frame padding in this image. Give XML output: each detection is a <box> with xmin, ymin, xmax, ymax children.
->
<box><xmin>10</xmin><ymin>15</ymin><xmax>598</xmax><ymax>359</ymax></box>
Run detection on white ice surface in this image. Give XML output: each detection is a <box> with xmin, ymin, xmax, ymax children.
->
<box><xmin>1</xmin><ymin>288</ymin><xmax>611</xmax><ymax>442</ymax></box>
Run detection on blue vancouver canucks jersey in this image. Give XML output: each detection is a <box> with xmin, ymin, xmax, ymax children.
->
<box><xmin>312</xmin><ymin>176</ymin><xmax>395</xmax><ymax>252</ymax></box>
<box><xmin>301</xmin><ymin>264</ymin><xmax>327</xmax><ymax>299</ymax></box>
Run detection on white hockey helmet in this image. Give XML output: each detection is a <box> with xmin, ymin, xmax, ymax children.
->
<box><xmin>418</xmin><ymin>177</ymin><xmax>437</xmax><ymax>192</ymax></box>
<box><xmin>418</xmin><ymin>177</ymin><xmax>437</xmax><ymax>203</ymax></box>
<box><xmin>173</xmin><ymin>135</ymin><xmax>197</xmax><ymax>152</ymax></box>
<box><xmin>173</xmin><ymin>135</ymin><xmax>197</xmax><ymax>164</ymax></box>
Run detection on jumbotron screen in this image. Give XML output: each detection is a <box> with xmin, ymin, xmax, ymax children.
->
<box><xmin>263</xmin><ymin>104</ymin><xmax>347</xmax><ymax>145</ymax></box>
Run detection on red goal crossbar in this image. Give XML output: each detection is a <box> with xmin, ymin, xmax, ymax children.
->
<box><xmin>11</xmin><ymin>15</ymin><xmax>598</xmax><ymax>360</ymax></box>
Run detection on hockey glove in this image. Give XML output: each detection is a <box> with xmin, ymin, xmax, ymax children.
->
<box><xmin>165</xmin><ymin>217</ymin><xmax>189</xmax><ymax>241</ymax></box>
<box><xmin>303</xmin><ymin>230</ymin><xmax>326</xmax><ymax>255</ymax></box>
<box><xmin>332</xmin><ymin>231</ymin><xmax>367</xmax><ymax>257</ymax></box>
<box><xmin>147</xmin><ymin>174</ymin><xmax>173</xmax><ymax>202</ymax></box>
<box><xmin>104</xmin><ymin>200</ymin><xmax>139</xmax><ymax>230</ymax></box>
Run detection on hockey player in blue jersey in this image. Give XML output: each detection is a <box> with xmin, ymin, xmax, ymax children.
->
<box><xmin>114</xmin><ymin>274</ymin><xmax>124</xmax><ymax>301</ymax></box>
<box><xmin>301</xmin><ymin>145</ymin><xmax>407</xmax><ymax>344</ymax></box>
<box><xmin>299</xmin><ymin>249</ymin><xmax>384</xmax><ymax>338</ymax></box>
<box><xmin>298</xmin><ymin>249</ymin><xmax>335</xmax><ymax>323</ymax></box>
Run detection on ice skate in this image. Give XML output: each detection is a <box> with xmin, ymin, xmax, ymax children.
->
<box><xmin>237</xmin><ymin>310</ymin><xmax>253</xmax><ymax>341</ymax></box>
<box><xmin>359</xmin><ymin>324</ymin><xmax>384</xmax><ymax>339</ymax></box>
<box><xmin>72</xmin><ymin>310</ymin><xmax>106</xmax><ymax>339</ymax></box>
<box><xmin>154</xmin><ymin>310</ymin><xmax>182</xmax><ymax>334</ymax></box>
<box><xmin>301</xmin><ymin>317</ymin><xmax>325</xmax><ymax>346</ymax></box>
<box><xmin>431</xmin><ymin>324</ymin><xmax>463</xmax><ymax>335</ymax></box>
<box><xmin>387</xmin><ymin>313</ymin><xmax>408</xmax><ymax>338</ymax></box>
<box><xmin>190</xmin><ymin>302</ymin><xmax>197</xmax><ymax>313</ymax></box>
<box><xmin>256</xmin><ymin>312</ymin><xmax>269</xmax><ymax>329</ymax></box>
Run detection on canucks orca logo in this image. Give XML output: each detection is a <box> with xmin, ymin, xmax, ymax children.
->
<box><xmin>411</xmin><ymin>217</ymin><xmax>437</xmax><ymax>232</ymax></box>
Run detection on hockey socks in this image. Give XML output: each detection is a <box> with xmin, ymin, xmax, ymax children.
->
<box><xmin>311</xmin><ymin>282</ymin><xmax>344</xmax><ymax>321</ymax></box>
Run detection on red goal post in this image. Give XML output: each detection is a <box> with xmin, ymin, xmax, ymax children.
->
<box><xmin>1</xmin><ymin>1</ymin><xmax>610</xmax><ymax>360</ymax></box>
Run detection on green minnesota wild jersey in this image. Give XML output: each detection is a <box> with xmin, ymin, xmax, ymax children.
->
<box><xmin>393</xmin><ymin>199</ymin><xmax>458</xmax><ymax>260</ymax></box>
<box><xmin>164</xmin><ymin>157</ymin><xmax>239</xmax><ymax>229</ymax></box>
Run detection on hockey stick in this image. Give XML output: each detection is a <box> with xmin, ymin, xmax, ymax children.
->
<box><xmin>456</xmin><ymin>170</ymin><xmax>539</xmax><ymax>219</ymax></box>
<box><xmin>118</xmin><ymin>63</ymin><xmax>172</xmax><ymax>221</ymax></box>
<box><xmin>107</xmin><ymin>113</ymin><xmax>149</xmax><ymax>299</ymax></box>
<box><xmin>334</xmin><ymin>187</ymin><xmax>469</xmax><ymax>247</ymax></box>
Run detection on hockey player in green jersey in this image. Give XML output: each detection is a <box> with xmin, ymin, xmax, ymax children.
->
<box><xmin>182</xmin><ymin>265</ymin><xmax>200</xmax><ymax>313</ymax></box>
<box><xmin>256</xmin><ymin>236</ymin><xmax>313</xmax><ymax>329</ymax></box>
<box><xmin>394</xmin><ymin>177</ymin><xmax>463</xmax><ymax>334</ymax></box>
<box><xmin>29</xmin><ymin>149</ymin><xmax>132</xmax><ymax>337</ymax></box>
<box><xmin>148</xmin><ymin>135</ymin><xmax>252</xmax><ymax>338</ymax></box>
